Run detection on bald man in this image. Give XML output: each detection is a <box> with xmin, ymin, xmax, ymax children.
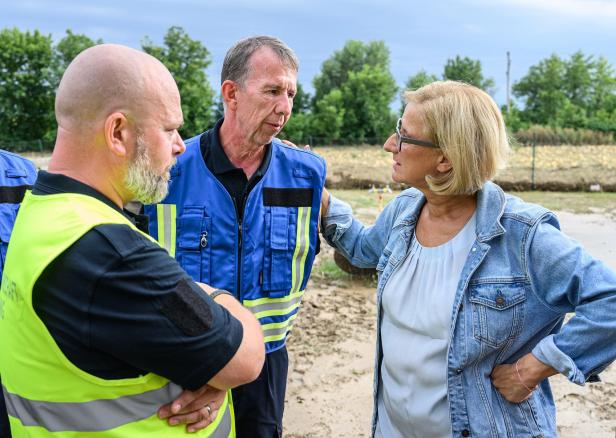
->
<box><xmin>0</xmin><ymin>44</ymin><xmax>264</xmax><ymax>437</ymax></box>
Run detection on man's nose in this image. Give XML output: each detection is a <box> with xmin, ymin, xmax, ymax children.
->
<box><xmin>174</xmin><ymin>132</ymin><xmax>186</xmax><ymax>155</ymax></box>
<box><xmin>276</xmin><ymin>95</ymin><xmax>293</xmax><ymax>117</ymax></box>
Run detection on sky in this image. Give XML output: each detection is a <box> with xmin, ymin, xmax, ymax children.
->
<box><xmin>2</xmin><ymin>0</ymin><xmax>616</xmax><ymax>108</ymax></box>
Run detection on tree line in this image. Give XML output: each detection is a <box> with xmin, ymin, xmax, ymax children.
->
<box><xmin>1</xmin><ymin>26</ymin><xmax>615</xmax><ymax>150</ymax></box>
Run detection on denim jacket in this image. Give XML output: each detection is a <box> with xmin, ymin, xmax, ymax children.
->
<box><xmin>322</xmin><ymin>182</ymin><xmax>616</xmax><ymax>438</ymax></box>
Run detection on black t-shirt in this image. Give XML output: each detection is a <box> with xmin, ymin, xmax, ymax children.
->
<box><xmin>31</xmin><ymin>171</ymin><xmax>243</xmax><ymax>390</ymax></box>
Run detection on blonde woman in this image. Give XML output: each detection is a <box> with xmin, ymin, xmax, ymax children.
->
<box><xmin>321</xmin><ymin>81</ymin><xmax>616</xmax><ymax>437</ymax></box>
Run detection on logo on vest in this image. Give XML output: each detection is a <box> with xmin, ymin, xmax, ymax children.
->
<box><xmin>0</xmin><ymin>275</ymin><xmax>24</xmax><ymax>321</ymax></box>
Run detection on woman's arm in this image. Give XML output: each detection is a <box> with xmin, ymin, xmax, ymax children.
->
<box><xmin>320</xmin><ymin>188</ymin><xmax>414</xmax><ymax>268</ymax></box>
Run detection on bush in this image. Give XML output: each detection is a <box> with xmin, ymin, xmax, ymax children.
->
<box><xmin>513</xmin><ymin>125</ymin><xmax>615</xmax><ymax>145</ymax></box>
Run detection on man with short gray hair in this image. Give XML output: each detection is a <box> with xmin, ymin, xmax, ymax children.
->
<box><xmin>145</xmin><ymin>36</ymin><xmax>326</xmax><ymax>437</ymax></box>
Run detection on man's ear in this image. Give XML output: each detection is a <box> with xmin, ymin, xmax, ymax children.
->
<box><xmin>221</xmin><ymin>80</ymin><xmax>239</xmax><ymax>111</ymax></box>
<box><xmin>436</xmin><ymin>154</ymin><xmax>453</xmax><ymax>173</ymax></box>
<box><xmin>104</xmin><ymin>112</ymin><xmax>131</xmax><ymax>157</ymax></box>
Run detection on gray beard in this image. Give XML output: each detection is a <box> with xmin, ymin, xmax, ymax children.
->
<box><xmin>124</xmin><ymin>136</ymin><xmax>174</xmax><ymax>205</ymax></box>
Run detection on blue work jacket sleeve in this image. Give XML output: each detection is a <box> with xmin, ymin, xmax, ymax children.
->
<box><xmin>321</xmin><ymin>194</ymin><xmax>399</xmax><ymax>268</ymax></box>
<box><xmin>527</xmin><ymin>218</ymin><xmax>616</xmax><ymax>385</ymax></box>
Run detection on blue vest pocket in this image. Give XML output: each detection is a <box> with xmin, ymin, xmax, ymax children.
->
<box><xmin>177</xmin><ymin>208</ymin><xmax>211</xmax><ymax>283</ymax></box>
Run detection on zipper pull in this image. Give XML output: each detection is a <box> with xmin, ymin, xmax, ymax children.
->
<box><xmin>200</xmin><ymin>231</ymin><xmax>208</xmax><ymax>248</ymax></box>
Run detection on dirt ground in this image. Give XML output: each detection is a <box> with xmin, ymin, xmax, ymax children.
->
<box><xmin>283</xmin><ymin>210</ymin><xmax>616</xmax><ymax>437</ymax></box>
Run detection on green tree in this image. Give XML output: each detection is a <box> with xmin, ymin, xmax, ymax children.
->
<box><xmin>513</xmin><ymin>54</ymin><xmax>568</xmax><ymax>126</ymax></box>
<box><xmin>312</xmin><ymin>40</ymin><xmax>397</xmax><ymax>143</ymax></box>
<box><xmin>53</xmin><ymin>29</ymin><xmax>101</xmax><ymax>83</ymax></box>
<box><xmin>590</xmin><ymin>56</ymin><xmax>616</xmax><ymax>114</ymax></box>
<box><xmin>312</xmin><ymin>40</ymin><xmax>390</xmax><ymax>105</ymax></box>
<box><xmin>310</xmin><ymin>89</ymin><xmax>345</xmax><ymax>144</ymax></box>
<box><xmin>443</xmin><ymin>55</ymin><xmax>495</xmax><ymax>94</ymax></box>
<box><xmin>142</xmin><ymin>26</ymin><xmax>215</xmax><ymax>137</ymax></box>
<box><xmin>340</xmin><ymin>64</ymin><xmax>397</xmax><ymax>142</ymax></box>
<box><xmin>0</xmin><ymin>28</ymin><xmax>55</xmax><ymax>142</ymax></box>
<box><xmin>564</xmin><ymin>51</ymin><xmax>593</xmax><ymax>111</ymax></box>
<box><xmin>292</xmin><ymin>82</ymin><xmax>311</xmax><ymax>115</ymax></box>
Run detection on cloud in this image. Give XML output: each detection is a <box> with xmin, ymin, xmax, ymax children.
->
<box><xmin>494</xmin><ymin>0</ymin><xmax>616</xmax><ymax>20</ymax></box>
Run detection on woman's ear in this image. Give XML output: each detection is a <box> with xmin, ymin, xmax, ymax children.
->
<box><xmin>104</xmin><ymin>112</ymin><xmax>131</xmax><ymax>157</ymax></box>
<box><xmin>436</xmin><ymin>154</ymin><xmax>453</xmax><ymax>173</ymax></box>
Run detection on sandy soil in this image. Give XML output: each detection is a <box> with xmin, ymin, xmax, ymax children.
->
<box><xmin>284</xmin><ymin>210</ymin><xmax>616</xmax><ymax>437</ymax></box>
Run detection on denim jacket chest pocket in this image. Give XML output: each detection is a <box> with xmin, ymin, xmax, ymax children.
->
<box><xmin>468</xmin><ymin>282</ymin><xmax>527</xmax><ymax>348</ymax></box>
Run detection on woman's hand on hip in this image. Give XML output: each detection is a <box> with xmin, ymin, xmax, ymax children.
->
<box><xmin>491</xmin><ymin>353</ymin><xmax>557</xmax><ymax>403</ymax></box>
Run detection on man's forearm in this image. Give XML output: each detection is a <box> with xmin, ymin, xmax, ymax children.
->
<box><xmin>196</xmin><ymin>283</ymin><xmax>265</xmax><ymax>389</ymax></box>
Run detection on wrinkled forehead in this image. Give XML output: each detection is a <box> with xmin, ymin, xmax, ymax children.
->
<box><xmin>245</xmin><ymin>47</ymin><xmax>297</xmax><ymax>84</ymax></box>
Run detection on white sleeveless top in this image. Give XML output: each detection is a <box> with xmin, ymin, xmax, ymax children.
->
<box><xmin>375</xmin><ymin>213</ymin><xmax>476</xmax><ymax>438</ymax></box>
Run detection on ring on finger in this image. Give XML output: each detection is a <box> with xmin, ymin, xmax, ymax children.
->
<box><xmin>205</xmin><ymin>404</ymin><xmax>212</xmax><ymax>418</ymax></box>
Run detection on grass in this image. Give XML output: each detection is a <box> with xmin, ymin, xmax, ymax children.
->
<box><xmin>513</xmin><ymin>191</ymin><xmax>616</xmax><ymax>215</ymax></box>
<box><xmin>329</xmin><ymin>189</ymin><xmax>616</xmax><ymax>222</ymax></box>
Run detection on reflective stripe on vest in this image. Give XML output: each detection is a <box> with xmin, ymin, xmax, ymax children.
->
<box><xmin>156</xmin><ymin>203</ymin><xmax>177</xmax><ymax>257</ymax></box>
<box><xmin>243</xmin><ymin>206</ymin><xmax>311</xmax><ymax>343</ymax></box>
<box><xmin>3</xmin><ymin>383</ymin><xmax>233</xmax><ymax>436</ymax></box>
<box><xmin>261</xmin><ymin>312</ymin><xmax>299</xmax><ymax>343</ymax></box>
<box><xmin>290</xmin><ymin>206</ymin><xmax>311</xmax><ymax>295</ymax></box>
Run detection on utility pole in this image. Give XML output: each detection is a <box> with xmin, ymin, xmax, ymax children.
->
<box><xmin>506</xmin><ymin>51</ymin><xmax>511</xmax><ymax>115</ymax></box>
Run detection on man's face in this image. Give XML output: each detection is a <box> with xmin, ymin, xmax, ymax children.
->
<box><xmin>234</xmin><ymin>47</ymin><xmax>297</xmax><ymax>147</ymax></box>
<box><xmin>125</xmin><ymin>83</ymin><xmax>185</xmax><ymax>204</ymax></box>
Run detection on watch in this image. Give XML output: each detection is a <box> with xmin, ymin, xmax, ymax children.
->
<box><xmin>210</xmin><ymin>289</ymin><xmax>234</xmax><ymax>300</ymax></box>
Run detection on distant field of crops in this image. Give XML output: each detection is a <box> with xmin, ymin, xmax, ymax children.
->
<box><xmin>24</xmin><ymin>144</ymin><xmax>616</xmax><ymax>192</ymax></box>
<box><xmin>314</xmin><ymin>144</ymin><xmax>616</xmax><ymax>191</ymax></box>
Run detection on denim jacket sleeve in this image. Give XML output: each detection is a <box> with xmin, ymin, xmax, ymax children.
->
<box><xmin>321</xmin><ymin>194</ymin><xmax>405</xmax><ymax>268</ymax></box>
<box><xmin>527</xmin><ymin>216</ymin><xmax>616</xmax><ymax>385</ymax></box>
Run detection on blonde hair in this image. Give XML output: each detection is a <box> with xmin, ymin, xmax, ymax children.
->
<box><xmin>405</xmin><ymin>81</ymin><xmax>509</xmax><ymax>195</ymax></box>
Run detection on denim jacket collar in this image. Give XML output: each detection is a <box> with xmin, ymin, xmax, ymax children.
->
<box><xmin>475</xmin><ymin>181</ymin><xmax>507</xmax><ymax>243</ymax></box>
<box><xmin>398</xmin><ymin>181</ymin><xmax>506</xmax><ymax>243</ymax></box>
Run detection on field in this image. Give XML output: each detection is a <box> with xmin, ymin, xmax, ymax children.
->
<box><xmin>315</xmin><ymin>144</ymin><xmax>616</xmax><ymax>191</ymax></box>
<box><xmin>24</xmin><ymin>143</ymin><xmax>616</xmax><ymax>192</ymax></box>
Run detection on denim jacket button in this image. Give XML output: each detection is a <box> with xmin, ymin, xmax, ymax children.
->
<box><xmin>456</xmin><ymin>368</ymin><xmax>463</xmax><ymax>374</ymax></box>
<box><xmin>461</xmin><ymin>429</ymin><xmax>470</xmax><ymax>437</ymax></box>
<box><xmin>495</xmin><ymin>296</ymin><xmax>505</xmax><ymax>306</ymax></box>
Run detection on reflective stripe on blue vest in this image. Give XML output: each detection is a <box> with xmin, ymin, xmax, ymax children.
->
<box><xmin>144</xmin><ymin>135</ymin><xmax>326</xmax><ymax>353</ymax></box>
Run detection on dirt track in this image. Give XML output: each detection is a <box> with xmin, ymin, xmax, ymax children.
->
<box><xmin>283</xmin><ymin>210</ymin><xmax>616</xmax><ymax>437</ymax></box>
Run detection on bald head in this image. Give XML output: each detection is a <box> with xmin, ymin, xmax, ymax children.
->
<box><xmin>55</xmin><ymin>44</ymin><xmax>179</xmax><ymax>132</ymax></box>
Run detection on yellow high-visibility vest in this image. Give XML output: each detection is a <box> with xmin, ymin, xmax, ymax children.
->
<box><xmin>0</xmin><ymin>191</ymin><xmax>234</xmax><ymax>437</ymax></box>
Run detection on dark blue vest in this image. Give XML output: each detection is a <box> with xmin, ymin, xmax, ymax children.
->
<box><xmin>145</xmin><ymin>135</ymin><xmax>326</xmax><ymax>353</ymax></box>
<box><xmin>0</xmin><ymin>150</ymin><xmax>37</xmax><ymax>276</ymax></box>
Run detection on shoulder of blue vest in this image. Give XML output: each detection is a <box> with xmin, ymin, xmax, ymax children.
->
<box><xmin>0</xmin><ymin>150</ymin><xmax>37</xmax><ymax>181</ymax></box>
<box><xmin>173</xmin><ymin>133</ymin><xmax>204</xmax><ymax>173</ymax></box>
<box><xmin>272</xmin><ymin>140</ymin><xmax>326</xmax><ymax>171</ymax></box>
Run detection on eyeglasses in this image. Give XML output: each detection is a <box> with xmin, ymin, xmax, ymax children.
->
<box><xmin>395</xmin><ymin>118</ymin><xmax>438</xmax><ymax>152</ymax></box>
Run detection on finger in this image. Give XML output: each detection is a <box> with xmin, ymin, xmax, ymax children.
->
<box><xmin>280</xmin><ymin>139</ymin><xmax>297</xmax><ymax>148</ymax></box>
<box><xmin>158</xmin><ymin>402</ymin><xmax>173</xmax><ymax>419</ymax></box>
<box><xmin>168</xmin><ymin>407</ymin><xmax>212</xmax><ymax>427</ymax></box>
<box><xmin>303</xmin><ymin>144</ymin><xmax>311</xmax><ymax>150</ymax></box>
<box><xmin>187</xmin><ymin>410</ymin><xmax>218</xmax><ymax>433</ymax></box>
<box><xmin>167</xmin><ymin>386</ymin><xmax>216</xmax><ymax>415</ymax></box>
